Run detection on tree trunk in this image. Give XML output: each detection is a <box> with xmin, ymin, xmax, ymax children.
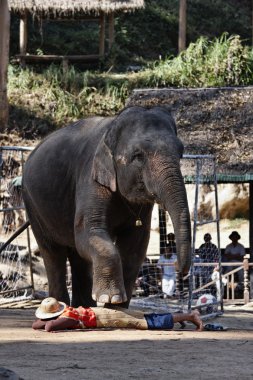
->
<box><xmin>0</xmin><ymin>0</ymin><xmax>10</xmax><ymax>132</ymax></box>
<box><xmin>178</xmin><ymin>0</ymin><xmax>187</xmax><ymax>53</ymax></box>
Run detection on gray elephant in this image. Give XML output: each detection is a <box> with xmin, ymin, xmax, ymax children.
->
<box><xmin>22</xmin><ymin>106</ymin><xmax>191</xmax><ymax>307</ymax></box>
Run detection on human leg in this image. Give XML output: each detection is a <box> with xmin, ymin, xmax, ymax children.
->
<box><xmin>93</xmin><ymin>307</ymin><xmax>203</xmax><ymax>331</ymax></box>
<box><xmin>172</xmin><ymin>310</ymin><xmax>203</xmax><ymax>331</ymax></box>
<box><xmin>93</xmin><ymin>307</ymin><xmax>148</xmax><ymax>329</ymax></box>
<box><xmin>162</xmin><ymin>275</ymin><xmax>176</xmax><ymax>297</ymax></box>
<box><xmin>236</xmin><ymin>268</ymin><xmax>244</xmax><ymax>284</ymax></box>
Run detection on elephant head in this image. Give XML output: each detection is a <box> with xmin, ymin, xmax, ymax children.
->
<box><xmin>92</xmin><ymin>106</ymin><xmax>191</xmax><ymax>273</ymax></box>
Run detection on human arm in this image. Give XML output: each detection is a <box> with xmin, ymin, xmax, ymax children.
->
<box><xmin>32</xmin><ymin>317</ymin><xmax>81</xmax><ymax>331</ymax></box>
<box><xmin>32</xmin><ymin>319</ymin><xmax>47</xmax><ymax>330</ymax></box>
<box><xmin>45</xmin><ymin>317</ymin><xmax>81</xmax><ymax>332</ymax></box>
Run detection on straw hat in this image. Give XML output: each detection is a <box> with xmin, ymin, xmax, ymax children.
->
<box><xmin>35</xmin><ymin>297</ymin><xmax>66</xmax><ymax>319</ymax></box>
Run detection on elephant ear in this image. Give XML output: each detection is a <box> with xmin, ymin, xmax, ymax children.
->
<box><xmin>92</xmin><ymin>137</ymin><xmax>116</xmax><ymax>192</ymax></box>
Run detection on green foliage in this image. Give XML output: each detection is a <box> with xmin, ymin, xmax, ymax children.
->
<box><xmin>8</xmin><ymin>64</ymin><xmax>128</xmax><ymax>134</ymax></box>
<box><xmin>139</xmin><ymin>34</ymin><xmax>253</xmax><ymax>87</ymax></box>
<box><xmin>7</xmin><ymin>34</ymin><xmax>253</xmax><ymax>136</ymax></box>
<box><xmin>114</xmin><ymin>0</ymin><xmax>252</xmax><ymax>63</ymax></box>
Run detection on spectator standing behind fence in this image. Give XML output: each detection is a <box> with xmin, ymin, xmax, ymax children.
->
<box><xmin>157</xmin><ymin>233</ymin><xmax>177</xmax><ymax>299</ymax></box>
<box><xmin>194</xmin><ymin>233</ymin><xmax>219</xmax><ymax>287</ymax></box>
<box><xmin>223</xmin><ymin>231</ymin><xmax>245</xmax><ymax>284</ymax></box>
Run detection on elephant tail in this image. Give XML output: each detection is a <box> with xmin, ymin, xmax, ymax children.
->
<box><xmin>0</xmin><ymin>220</ymin><xmax>31</xmax><ymax>254</ymax></box>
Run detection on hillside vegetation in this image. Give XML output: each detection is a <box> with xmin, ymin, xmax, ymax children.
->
<box><xmin>7</xmin><ymin>33</ymin><xmax>253</xmax><ymax>141</ymax></box>
<box><xmin>4</xmin><ymin>0</ymin><xmax>253</xmax><ymax>140</ymax></box>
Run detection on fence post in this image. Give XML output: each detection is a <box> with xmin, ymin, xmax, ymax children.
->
<box><xmin>243</xmin><ymin>254</ymin><xmax>250</xmax><ymax>304</ymax></box>
<box><xmin>0</xmin><ymin>0</ymin><xmax>10</xmax><ymax>132</ymax></box>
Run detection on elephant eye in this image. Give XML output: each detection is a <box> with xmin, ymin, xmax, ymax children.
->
<box><xmin>131</xmin><ymin>151</ymin><xmax>144</xmax><ymax>162</ymax></box>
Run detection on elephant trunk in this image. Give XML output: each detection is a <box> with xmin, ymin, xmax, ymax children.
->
<box><xmin>146</xmin><ymin>157</ymin><xmax>191</xmax><ymax>274</ymax></box>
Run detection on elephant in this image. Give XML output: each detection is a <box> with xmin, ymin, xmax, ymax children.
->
<box><xmin>22</xmin><ymin>105</ymin><xmax>191</xmax><ymax>308</ymax></box>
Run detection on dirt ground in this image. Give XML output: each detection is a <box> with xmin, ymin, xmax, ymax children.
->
<box><xmin>0</xmin><ymin>302</ymin><xmax>253</xmax><ymax>380</ymax></box>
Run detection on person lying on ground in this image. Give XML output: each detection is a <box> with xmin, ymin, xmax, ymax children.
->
<box><xmin>32</xmin><ymin>297</ymin><xmax>203</xmax><ymax>332</ymax></box>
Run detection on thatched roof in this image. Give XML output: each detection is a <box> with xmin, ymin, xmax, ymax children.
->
<box><xmin>9</xmin><ymin>0</ymin><xmax>144</xmax><ymax>15</ymax></box>
<box><xmin>127</xmin><ymin>87</ymin><xmax>253</xmax><ymax>183</ymax></box>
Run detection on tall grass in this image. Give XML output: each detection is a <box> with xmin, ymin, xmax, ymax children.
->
<box><xmin>7</xmin><ymin>34</ymin><xmax>253</xmax><ymax>134</ymax></box>
<box><xmin>140</xmin><ymin>34</ymin><xmax>253</xmax><ymax>87</ymax></box>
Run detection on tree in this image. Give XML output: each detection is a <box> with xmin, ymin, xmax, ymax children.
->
<box><xmin>0</xmin><ymin>0</ymin><xmax>10</xmax><ymax>132</ymax></box>
<box><xmin>178</xmin><ymin>0</ymin><xmax>187</xmax><ymax>53</ymax></box>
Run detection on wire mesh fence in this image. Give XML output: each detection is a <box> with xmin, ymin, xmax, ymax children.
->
<box><xmin>0</xmin><ymin>146</ymin><xmax>36</xmax><ymax>305</ymax></box>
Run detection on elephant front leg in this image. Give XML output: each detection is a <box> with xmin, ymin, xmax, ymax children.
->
<box><xmin>76</xmin><ymin>232</ymin><xmax>127</xmax><ymax>304</ymax></box>
<box><xmin>116</xmin><ymin>226</ymin><xmax>151</xmax><ymax>307</ymax></box>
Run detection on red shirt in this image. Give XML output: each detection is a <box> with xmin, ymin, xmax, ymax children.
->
<box><xmin>59</xmin><ymin>306</ymin><xmax>97</xmax><ymax>328</ymax></box>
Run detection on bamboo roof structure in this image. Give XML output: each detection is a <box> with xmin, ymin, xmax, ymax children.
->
<box><xmin>9</xmin><ymin>0</ymin><xmax>144</xmax><ymax>15</ymax></box>
<box><xmin>9</xmin><ymin>1</ymin><xmax>144</xmax><ymax>64</ymax></box>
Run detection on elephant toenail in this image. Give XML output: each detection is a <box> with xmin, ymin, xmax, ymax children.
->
<box><xmin>98</xmin><ymin>294</ymin><xmax>110</xmax><ymax>303</ymax></box>
<box><xmin>111</xmin><ymin>295</ymin><xmax>122</xmax><ymax>304</ymax></box>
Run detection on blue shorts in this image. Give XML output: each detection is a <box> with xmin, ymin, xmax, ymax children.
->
<box><xmin>144</xmin><ymin>313</ymin><xmax>174</xmax><ymax>330</ymax></box>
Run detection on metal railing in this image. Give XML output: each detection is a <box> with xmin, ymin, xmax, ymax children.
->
<box><xmin>134</xmin><ymin>256</ymin><xmax>252</xmax><ymax>306</ymax></box>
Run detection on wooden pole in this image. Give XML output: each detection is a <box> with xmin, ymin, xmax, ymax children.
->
<box><xmin>20</xmin><ymin>11</ymin><xmax>28</xmax><ymax>54</ymax></box>
<box><xmin>19</xmin><ymin>10</ymin><xmax>28</xmax><ymax>67</ymax></box>
<box><xmin>250</xmin><ymin>181</ymin><xmax>253</xmax><ymax>299</ymax></box>
<box><xmin>178</xmin><ymin>0</ymin><xmax>187</xmax><ymax>53</ymax></box>
<box><xmin>252</xmin><ymin>0</ymin><xmax>253</xmax><ymax>48</ymax></box>
<box><xmin>108</xmin><ymin>13</ymin><xmax>115</xmax><ymax>50</ymax></box>
<box><xmin>0</xmin><ymin>0</ymin><xmax>10</xmax><ymax>132</ymax></box>
<box><xmin>249</xmin><ymin>182</ymin><xmax>253</xmax><ymax>258</ymax></box>
<box><xmin>99</xmin><ymin>12</ymin><xmax>105</xmax><ymax>57</ymax></box>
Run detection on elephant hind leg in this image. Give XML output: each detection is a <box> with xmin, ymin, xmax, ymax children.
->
<box><xmin>41</xmin><ymin>243</ymin><xmax>70</xmax><ymax>305</ymax></box>
<box><xmin>68</xmin><ymin>250</ymin><xmax>96</xmax><ymax>307</ymax></box>
<box><xmin>30</xmin><ymin>226</ymin><xmax>70</xmax><ymax>304</ymax></box>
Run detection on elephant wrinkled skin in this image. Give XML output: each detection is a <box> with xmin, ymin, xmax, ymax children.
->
<box><xmin>22</xmin><ymin>106</ymin><xmax>191</xmax><ymax>307</ymax></box>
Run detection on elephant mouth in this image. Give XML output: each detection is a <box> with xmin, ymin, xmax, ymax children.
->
<box><xmin>127</xmin><ymin>189</ymin><xmax>156</xmax><ymax>204</ymax></box>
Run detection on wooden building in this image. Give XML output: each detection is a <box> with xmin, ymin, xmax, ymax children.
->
<box><xmin>8</xmin><ymin>0</ymin><xmax>144</xmax><ymax>65</ymax></box>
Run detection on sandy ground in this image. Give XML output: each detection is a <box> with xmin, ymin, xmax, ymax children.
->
<box><xmin>0</xmin><ymin>209</ymin><xmax>252</xmax><ymax>379</ymax></box>
<box><xmin>0</xmin><ymin>302</ymin><xmax>253</xmax><ymax>380</ymax></box>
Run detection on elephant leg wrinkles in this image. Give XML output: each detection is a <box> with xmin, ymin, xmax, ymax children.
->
<box><xmin>75</xmin><ymin>231</ymin><xmax>127</xmax><ymax>304</ymax></box>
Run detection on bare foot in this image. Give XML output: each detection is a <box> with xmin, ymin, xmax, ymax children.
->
<box><xmin>190</xmin><ymin>310</ymin><xmax>203</xmax><ymax>331</ymax></box>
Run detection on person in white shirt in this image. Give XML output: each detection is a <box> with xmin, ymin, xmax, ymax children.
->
<box><xmin>157</xmin><ymin>233</ymin><xmax>177</xmax><ymax>298</ymax></box>
<box><xmin>223</xmin><ymin>231</ymin><xmax>245</xmax><ymax>283</ymax></box>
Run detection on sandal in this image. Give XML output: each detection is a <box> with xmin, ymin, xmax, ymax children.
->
<box><xmin>204</xmin><ymin>323</ymin><xmax>228</xmax><ymax>331</ymax></box>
